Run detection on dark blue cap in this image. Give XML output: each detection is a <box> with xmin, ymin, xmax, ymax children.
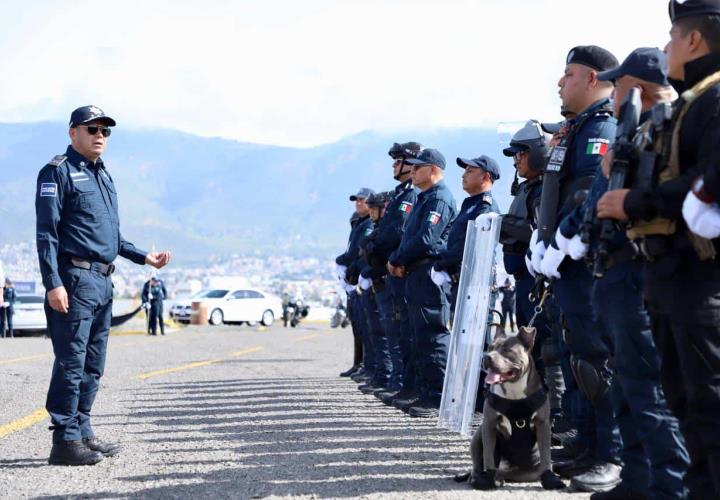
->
<box><xmin>669</xmin><ymin>0</ymin><xmax>720</xmax><ymax>21</ymax></box>
<box><xmin>349</xmin><ymin>187</ymin><xmax>375</xmax><ymax>201</ymax></box>
<box><xmin>456</xmin><ymin>155</ymin><xmax>501</xmax><ymax>181</ymax></box>
<box><xmin>566</xmin><ymin>45</ymin><xmax>619</xmax><ymax>72</ymax></box>
<box><xmin>597</xmin><ymin>47</ymin><xmax>669</xmax><ymax>86</ymax></box>
<box><xmin>69</xmin><ymin>105</ymin><xmax>116</xmax><ymax>127</ymax></box>
<box><xmin>405</xmin><ymin>148</ymin><xmax>446</xmax><ymax>169</ymax></box>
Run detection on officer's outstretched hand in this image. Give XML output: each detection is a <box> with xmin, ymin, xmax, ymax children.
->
<box><xmin>146</xmin><ymin>251</ymin><xmax>171</xmax><ymax>269</ymax></box>
<box><xmin>48</xmin><ymin>286</ymin><xmax>69</xmax><ymax>314</ymax></box>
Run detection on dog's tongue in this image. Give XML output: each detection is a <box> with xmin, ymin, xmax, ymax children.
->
<box><xmin>485</xmin><ymin>371</ymin><xmax>503</xmax><ymax>384</ymax></box>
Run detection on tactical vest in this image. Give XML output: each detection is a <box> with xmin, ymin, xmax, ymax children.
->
<box><xmin>501</xmin><ymin>178</ymin><xmax>540</xmax><ymax>252</ymax></box>
<box><xmin>627</xmin><ymin>70</ymin><xmax>720</xmax><ymax>260</ymax></box>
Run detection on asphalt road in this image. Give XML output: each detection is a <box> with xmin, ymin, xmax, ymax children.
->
<box><xmin>0</xmin><ymin>322</ymin><xmax>589</xmax><ymax>499</ymax></box>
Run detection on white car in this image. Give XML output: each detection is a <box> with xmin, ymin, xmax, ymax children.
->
<box><xmin>202</xmin><ymin>288</ymin><xmax>281</xmax><ymax>327</ymax></box>
<box><xmin>12</xmin><ymin>295</ymin><xmax>47</xmax><ymax>333</ymax></box>
<box><xmin>169</xmin><ymin>290</ymin><xmax>212</xmax><ymax>324</ymax></box>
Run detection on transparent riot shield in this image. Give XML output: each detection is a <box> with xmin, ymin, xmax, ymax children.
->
<box><xmin>438</xmin><ymin>213</ymin><xmax>501</xmax><ymax>437</ymax></box>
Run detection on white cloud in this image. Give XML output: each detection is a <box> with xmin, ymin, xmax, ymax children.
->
<box><xmin>0</xmin><ymin>0</ymin><xmax>670</xmax><ymax>146</ymax></box>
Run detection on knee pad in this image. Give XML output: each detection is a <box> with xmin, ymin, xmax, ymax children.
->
<box><xmin>570</xmin><ymin>356</ymin><xmax>610</xmax><ymax>406</ymax></box>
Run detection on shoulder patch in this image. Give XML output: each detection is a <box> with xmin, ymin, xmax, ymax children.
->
<box><xmin>398</xmin><ymin>201</ymin><xmax>413</xmax><ymax>213</ymax></box>
<box><xmin>47</xmin><ymin>155</ymin><xmax>67</xmax><ymax>167</ymax></box>
<box><xmin>427</xmin><ymin>211</ymin><xmax>442</xmax><ymax>225</ymax></box>
<box><xmin>586</xmin><ymin>138</ymin><xmax>610</xmax><ymax>156</ymax></box>
<box><xmin>40</xmin><ymin>183</ymin><xmax>58</xmax><ymax>197</ymax></box>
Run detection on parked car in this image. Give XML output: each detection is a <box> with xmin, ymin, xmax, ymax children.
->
<box><xmin>201</xmin><ymin>288</ymin><xmax>281</xmax><ymax>327</ymax></box>
<box><xmin>13</xmin><ymin>295</ymin><xmax>47</xmax><ymax>333</ymax></box>
<box><xmin>169</xmin><ymin>290</ymin><xmax>212</xmax><ymax>324</ymax></box>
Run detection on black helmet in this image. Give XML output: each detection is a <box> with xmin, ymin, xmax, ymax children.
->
<box><xmin>502</xmin><ymin>120</ymin><xmax>550</xmax><ymax>172</ymax></box>
<box><xmin>388</xmin><ymin>141</ymin><xmax>423</xmax><ymax>159</ymax></box>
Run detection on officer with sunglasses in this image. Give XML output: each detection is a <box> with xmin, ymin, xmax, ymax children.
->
<box><xmin>35</xmin><ymin>105</ymin><xmax>171</xmax><ymax>466</ymax></box>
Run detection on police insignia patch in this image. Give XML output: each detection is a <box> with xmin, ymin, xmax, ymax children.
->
<box><xmin>427</xmin><ymin>211</ymin><xmax>441</xmax><ymax>225</ymax></box>
<box><xmin>40</xmin><ymin>183</ymin><xmax>57</xmax><ymax>197</ymax></box>
<box><xmin>398</xmin><ymin>201</ymin><xmax>413</xmax><ymax>213</ymax></box>
<box><xmin>364</xmin><ymin>228</ymin><xmax>373</xmax><ymax>236</ymax></box>
<box><xmin>586</xmin><ymin>138</ymin><xmax>609</xmax><ymax>155</ymax></box>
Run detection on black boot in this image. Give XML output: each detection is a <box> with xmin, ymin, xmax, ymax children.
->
<box><xmin>48</xmin><ymin>440</ymin><xmax>104</xmax><ymax>466</ymax></box>
<box><xmin>407</xmin><ymin>399</ymin><xmax>440</xmax><ymax>418</ymax></box>
<box><xmin>83</xmin><ymin>437</ymin><xmax>122</xmax><ymax>457</ymax></box>
<box><xmin>339</xmin><ymin>365</ymin><xmax>359</xmax><ymax>377</ymax></box>
<box><xmin>553</xmin><ymin>449</ymin><xmax>595</xmax><ymax>479</ymax></box>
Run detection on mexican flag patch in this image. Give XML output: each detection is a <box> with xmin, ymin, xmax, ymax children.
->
<box><xmin>427</xmin><ymin>211</ymin><xmax>441</xmax><ymax>225</ymax></box>
<box><xmin>586</xmin><ymin>138</ymin><xmax>609</xmax><ymax>155</ymax></box>
<box><xmin>398</xmin><ymin>201</ymin><xmax>413</xmax><ymax>213</ymax></box>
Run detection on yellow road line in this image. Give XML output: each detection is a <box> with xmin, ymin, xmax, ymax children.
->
<box><xmin>135</xmin><ymin>346</ymin><xmax>264</xmax><ymax>380</ymax></box>
<box><xmin>0</xmin><ymin>408</ymin><xmax>47</xmax><ymax>439</ymax></box>
<box><xmin>294</xmin><ymin>334</ymin><xmax>319</xmax><ymax>342</ymax></box>
<box><xmin>0</xmin><ymin>353</ymin><xmax>53</xmax><ymax>366</ymax></box>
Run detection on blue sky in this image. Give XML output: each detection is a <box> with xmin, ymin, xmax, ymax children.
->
<box><xmin>0</xmin><ymin>0</ymin><xmax>670</xmax><ymax>146</ymax></box>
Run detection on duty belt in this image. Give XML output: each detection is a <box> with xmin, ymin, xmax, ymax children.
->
<box><xmin>405</xmin><ymin>257</ymin><xmax>435</xmax><ymax>274</ymax></box>
<box><xmin>70</xmin><ymin>258</ymin><xmax>115</xmax><ymax>276</ymax></box>
<box><xmin>633</xmin><ymin>234</ymin><xmax>693</xmax><ymax>262</ymax></box>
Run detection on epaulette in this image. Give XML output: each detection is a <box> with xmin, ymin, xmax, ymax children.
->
<box><xmin>47</xmin><ymin>155</ymin><xmax>67</xmax><ymax>167</ymax></box>
<box><xmin>483</xmin><ymin>193</ymin><xmax>493</xmax><ymax>204</ymax></box>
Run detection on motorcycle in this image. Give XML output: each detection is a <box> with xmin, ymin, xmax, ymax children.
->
<box><xmin>331</xmin><ymin>304</ymin><xmax>350</xmax><ymax>329</ymax></box>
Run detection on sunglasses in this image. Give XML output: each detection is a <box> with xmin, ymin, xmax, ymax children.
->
<box><xmin>393</xmin><ymin>159</ymin><xmax>413</xmax><ymax>167</ymax></box>
<box><xmin>80</xmin><ymin>125</ymin><xmax>112</xmax><ymax>138</ymax></box>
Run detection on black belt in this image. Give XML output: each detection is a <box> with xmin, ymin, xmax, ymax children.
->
<box><xmin>405</xmin><ymin>258</ymin><xmax>435</xmax><ymax>273</ymax></box>
<box><xmin>604</xmin><ymin>241</ymin><xmax>639</xmax><ymax>269</ymax></box>
<box><xmin>70</xmin><ymin>258</ymin><xmax>115</xmax><ymax>276</ymax></box>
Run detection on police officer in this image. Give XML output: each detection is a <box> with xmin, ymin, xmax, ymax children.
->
<box><xmin>142</xmin><ymin>276</ymin><xmax>168</xmax><ymax>336</ymax></box>
<box><xmin>550</xmin><ymin>47</ymin><xmax>689</xmax><ymax>500</ymax></box>
<box><xmin>597</xmin><ymin>4</ymin><xmax>720</xmax><ymax>495</ymax></box>
<box><xmin>498</xmin><ymin>278</ymin><xmax>515</xmax><ymax>331</ymax></box>
<box><xmin>1</xmin><ymin>278</ymin><xmax>16</xmax><ymax>338</ymax></box>
<box><xmin>364</xmin><ymin>142</ymin><xmax>422</xmax><ymax>407</ymax></box>
<box><xmin>387</xmin><ymin>148</ymin><xmax>457</xmax><ymax>418</ymax></box>
<box><xmin>336</xmin><ymin>188</ymin><xmax>374</xmax><ymax>382</ymax></box>
<box><xmin>36</xmin><ymin>105</ymin><xmax>171</xmax><ymax>466</ymax></box>
<box><xmin>501</xmin><ymin>120</ymin><xmax>568</xmax><ymax>435</ymax></box>
<box><xmin>530</xmin><ymin>47</ymin><xmax>623</xmax><ymax>491</ymax></box>
<box><xmin>357</xmin><ymin>192</ymin><xmax>394</xmax><ymax>394</ymax></box>
<box><xmin>432</xmin><ymin>155</ymin><xmax>500</xmax><ymax>309</ymax></box>
<box><xmin>339</xmin><ymin>212</ymin><xmax>363</xmax><ymax>375</ymax></box>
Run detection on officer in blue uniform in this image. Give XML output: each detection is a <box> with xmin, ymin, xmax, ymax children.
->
<box><xmin>36</xmin><ymin>105</ymin><xmax>171</xmax><ymax>466</ymax></box>
<box><xmin>432</xmin><ymin>155</ymin><xmax>500</xmax><ymax>308</ymax></box>
<box><xmin>530</xmin><ymin>47</ymin><xmax>623</xmax><ymax>491</ymax></box>
<box><xmin>548</xmin><ymin>48</ymin><xmax>689</xmax><ymax>500</ymax></box>
<box><xmin>364</xmin><ymin>142</ymin><xmax>422</xmax><ymax>407</ymax></box>
<box><xmin>357</xmin><ymin>192</ymin><xmax>394</xmax><ymax>394</ymax></box>
<box><xmin>387</xmin><ymin>148</ymin><xmax>457</xmax><ymax>418</ymax></box>
<box><xmin>142</xmin><ymin>276</ymin><xmax>168</xmax><ymax>336</ymax></box>
<box><xmin>339</xmin><ymin>211</ymin><xmax>364</xmax><ymax>377</ymax></box>
<box><xmin>501</xmin><ymin>120</ymin><xmax>568</xmax><ymax>430</ymax></box>
<box><xmin>336</xmin><ymin>188</ymin><xmax>374</xmax><ymax>382</ymax></box>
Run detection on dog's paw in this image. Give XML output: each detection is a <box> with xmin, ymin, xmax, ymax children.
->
<box><xmin>453</xmin><ymin>471</ymin><xmax>471</xmax><ymax>483</ymax></box>
<box><xmin>540</xmin><ymin>469</ymin><xmax>566</xmax><ymax>490</ymax></box>
<box><xmin>470</xmin><ymin>470</ymin><xmax>499</xmax><ymax>490</ymax></box>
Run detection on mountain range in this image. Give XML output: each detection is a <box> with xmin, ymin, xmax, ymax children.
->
<box><xmin>0</xmin><ymin>122</ymin><xmax>520</xmax><ymax>262</ymax></box>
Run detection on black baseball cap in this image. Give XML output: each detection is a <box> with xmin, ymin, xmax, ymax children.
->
<box><xmin>349</xmin><ymin>187</ymin><xmax>375</xmax><ymax>201</ymax></box>
<box><xmin>456</xmin><ymin>155</ymin><xmax>500</xmax><ymax>180</ymax></box>
<box><xmin>69</xmin><ymin>105</ymin><xmax>116</xmax><ymax>127</ymax></box>
<box><xmin>405</xmin><ymin>148</ymin><xmax>446</xmax><ymax>169</ymax></box>
<box><xmin>566</xmin><ymin>45</ymin><xmax>619</xmax><ymax>72</ymax></box>
<box><xmin>597</xmin><ymin>47</ymin><xmax>669</xmax><ymax>86</ymax></box>
<box><xmin>669</xmin><ymin>0</ymin><xmax>720</xmax><ymax>21</ymax></box>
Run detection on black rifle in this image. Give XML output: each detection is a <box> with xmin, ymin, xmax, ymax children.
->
<box><xmin>592</xmin><ymin>87</ymin><xmax>642</xmax><ymax>278</ymax></box>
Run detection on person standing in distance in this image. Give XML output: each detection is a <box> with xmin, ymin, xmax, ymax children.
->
<box><xmin>36</xmin><ymin>105</ymin><xmax>171</xmax><ymax>466</ymax></box>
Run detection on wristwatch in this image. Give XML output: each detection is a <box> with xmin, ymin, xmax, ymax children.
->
<box><xmin>692</xmin><ymin>177</ymin><xmax>714</xmax><ymax>204</ymax></box>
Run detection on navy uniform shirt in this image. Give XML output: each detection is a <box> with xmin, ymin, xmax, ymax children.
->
<box><xmin>389</xmin><ymin>181</ymin><xmax>457</xmax><ymax>267</ymax></box>
<box><xmin>435</xmin><ymin>191</ymin><xmax>499</xmax><ymax>275</ymax></box>
<box><xmin>557</xmin><ymin>98</ymin><xmax>616</xmax><ymax>222</ymax></box>
<box><xmin>336</xmin><ymin>215</ymin><xmax>372</xmax><ymax>270</ymax></box>
<box><xmin>35</xmin><ymin>146</ymin><xmax>147</xmax><ymax>291</ymax></box>
<box><xmin>361</xmin><ymin>180</ymin><xmax>419</xmax><ymax>279</ymax></box>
